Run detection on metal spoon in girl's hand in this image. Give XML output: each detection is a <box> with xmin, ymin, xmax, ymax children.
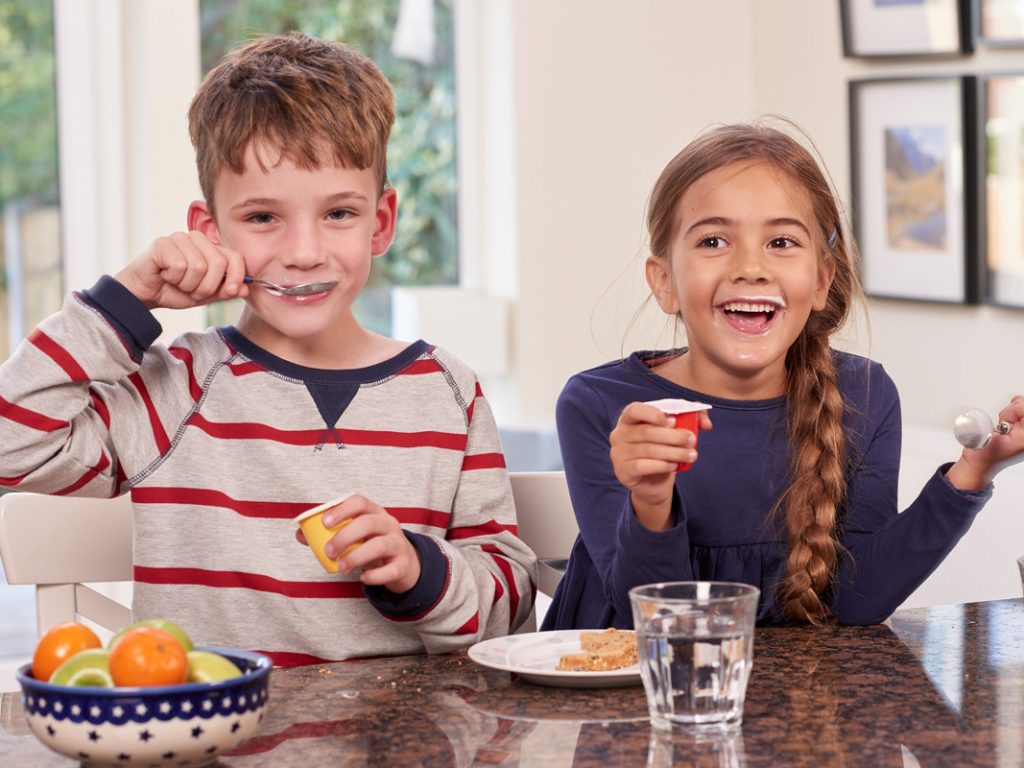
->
<box><xmin>954</xmin><ymin>409</ymin><xmax>1012</xmax><ymax>450</ymax></box>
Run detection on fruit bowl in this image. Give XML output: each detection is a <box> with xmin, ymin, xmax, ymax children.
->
<box><xmin>17</xmin><ymin>645</ymin><xmax>271</xmax><ymax>768</ymax></box>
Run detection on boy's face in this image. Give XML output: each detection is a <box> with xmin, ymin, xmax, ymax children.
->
<box><xmin>189</xmin><ymin>141</ymin><xmax>396</xmax><ymax>365</ymax></box>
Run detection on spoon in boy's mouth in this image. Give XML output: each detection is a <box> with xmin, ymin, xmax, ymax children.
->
<box><xmin>243</xmin><ymin>276</ymin><xmax>338</xmax><ymax>296</ymax></box>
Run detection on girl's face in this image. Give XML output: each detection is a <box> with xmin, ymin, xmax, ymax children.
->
<box><xmin>647</xmin><ymin>160</ymin><xmax>834</xmax><ymax>399</ymax></box>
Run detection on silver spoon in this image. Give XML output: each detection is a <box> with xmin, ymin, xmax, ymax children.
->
<box><xmin>244</xmin><ymin>276</ymin><xmax>338</xmax><ymax>296</ymax></box>
<box><xmin>954</xmin><ymin>409</ymin><xmax>1012</xmax><ymax>450</ymax></box>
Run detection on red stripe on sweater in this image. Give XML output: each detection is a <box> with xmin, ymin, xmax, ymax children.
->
<box><xmin>28</xmin><ymin>329</ymin><xmax>89</xmax><ymax>382</ymax></box>
<box><xmin>128</xmin><ymin>372</ymin><xmax>171</xmax><ymax>454</ymax></box>
<box><xmin>0</xmin><ymin>395</ymin><xmax>69</xmax><ymax>432</ymax></box>
<box><xmin>89</xmin><ymin>388</ymin><xmax>111</xmax><ymax>429</ymax></box>
<box><xmin>131</xmin><ymin>488</ymin><xmax>453</xmax><ymax>530</ymax></box>
<box><xmin>399</xmin><ymin>359</ymin><xmax>443</xmax><ymax>375</ymax></box>
<box><xmin>227</xmin><ymin>361</ymin><xmax>265</xmax><ymax>376</ymax></box>
<box><xmin>484</xmin><ymin>545</ymin><xmax>520</xmax><ymax>632</ymax></box>
<box><xmin>447</xmin><ymin>520</ymin><xmax>518</xmax><ymax>540</ymax></box>
<box><xmin>254</xmin><ymin>651</ymin><xmax>340</xmax><ymax>668</ymax></box>
<box><xmin>131</xmin><ymin>487</ymin><xmax>314</xmax><ymax>518</ymax></box>
<box><xmin>55</xmin><ymin>452</ymin><xmax>111</xmax><ymax>496</ymax></box>
<box><xmin>169</xmin><ymin>346</ymin><xmax>203</xmax><ymax>402</ymax></box>
<box><xmin>133</xmin><ymin>565</ymin><xmax>366</xmax><ymax>598</ymax></box>
<box><xmin>0</xmin><ymin>470</ymin><xmax>30</xmax><ymax>486</ymax></box>
<box><xmin>461</xmin><ymin>453</ymin><xmax>506</xmax><ymax>471</ymax></box>
<box><xmin>388</xmin><ymin>507</ymin><xmax>452</xmax><ymax>528</ymax></box>
<box><xmin>188</xmin><ymin>413</ymin><xmax>467</xmax><ymax>450</ymax></box>
<box><xmin>455</xmin><ymin>612</ymin><xmax>479</xmax><ymax>635</ymax></box>
<box><xmin>491</xmin><ymin>573</ymin><xmax>505</xmax><ymax>605</ymax></box>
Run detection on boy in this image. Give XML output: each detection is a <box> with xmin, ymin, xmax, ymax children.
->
<box><xmin>0</xmin><ymin>34</ymin><xmax>536</xmax><ymax>664</ymax></box>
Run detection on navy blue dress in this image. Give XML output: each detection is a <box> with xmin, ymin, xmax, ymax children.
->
<box><xmin>542</xmin><ymin>349</ymin><xmax>990</xmax><ymax>629</ymax></box>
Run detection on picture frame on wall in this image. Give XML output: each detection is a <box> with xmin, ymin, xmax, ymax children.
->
<box><xmin>849</xmin><ymin>76</ymin><xmax>979</xmax><ymax>304</ymax></box>
<box><xmin>979</xmin><ymin>0</ymin><xmax>1024</xmax><ymax>45</ymax></box>
<box><xmin>980</xmin><ymin>74</ymin><xmax>1024</xmax><ymax>308</ymax></box>
<box><xmin>840</xmin><ymin>0</ymin><xmax>972</xmax><ymax>58</ymax></box>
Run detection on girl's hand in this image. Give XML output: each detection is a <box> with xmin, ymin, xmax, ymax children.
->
<box><xmin>947</xmin><ymin>395</ymin><xmax>1024</xmax><ymax>491</ymax></box>
<box><xmin>115</xmin><ymin>231</ymin><xmax>249</xmax><ymax>310</ymax></box>
<box><xmin>297</xmin><ymin>495</ymin><xmax>422</xmax><ymax>594</ymax></box>
<box><xmin>609</xmin><ymin>401</ymin><xmax>711</xmax><ymax>531</ymax></box>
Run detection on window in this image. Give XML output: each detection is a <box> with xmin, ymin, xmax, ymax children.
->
<box><xmin>199</xmin><ymin>0</ymin><xmax>458</xmax><ymax>334</ymax></box>
<box><xmin>0</xmin><ymin>1</ymin><xmax>62</xmax><ymax>360</ymax></box>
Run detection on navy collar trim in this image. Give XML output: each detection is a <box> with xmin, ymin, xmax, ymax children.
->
<box><xmin>219</xmin><ymin>327</ymin><xmax>431</xmax><ymax>385</ymax></box>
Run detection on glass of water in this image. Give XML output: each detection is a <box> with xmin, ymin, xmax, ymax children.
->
<box><xmin>629</xmin><ymin>581</ymin><xmax>760</xmax><ymax>732</ymax></box>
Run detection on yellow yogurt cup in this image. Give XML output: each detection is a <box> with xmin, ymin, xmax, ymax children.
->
<box><xmin>295</xmin><ymin>497</ymin><xmax>361</xmax><ymax>573</ymax></box>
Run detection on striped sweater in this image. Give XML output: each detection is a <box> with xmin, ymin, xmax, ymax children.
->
<box><xmin>0</xmin><ymin>277</ymin><xmax>536</xmax><ymax>665</ymax></box>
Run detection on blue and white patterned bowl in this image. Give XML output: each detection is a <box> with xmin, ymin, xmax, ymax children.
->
<box><xmin>17</xmin><ymin>645</ymin><xmax>271</xmax><ymax>768</ymax></box>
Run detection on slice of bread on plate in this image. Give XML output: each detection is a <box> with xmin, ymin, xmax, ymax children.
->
<box><xmin>556</xmin><ymin>628</ymin><xmax>637</xmax><ymax>671</ymax></box>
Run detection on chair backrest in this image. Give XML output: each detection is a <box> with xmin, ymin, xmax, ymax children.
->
<box><xmin>0</xmin><ymin>492</ymin><xmax>133</xmax><ymax>636</ymax></box>
<box><xmin>509</xmin><ymin>471</ymin><xmax>579</xmax><ymax>599</ymax></box>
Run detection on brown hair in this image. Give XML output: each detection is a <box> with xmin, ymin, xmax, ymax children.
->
<box><xmin>187</xmin><ymin>33</ymin><xmax>395</xmax><ymax>207</ymax></box>
<box><xmin>647</xmin><ymin>121</ymin><xmax>862</xmax><ymax>623</ymax></box>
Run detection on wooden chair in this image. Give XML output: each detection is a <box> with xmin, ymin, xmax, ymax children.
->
<box><xmin>509</xmin><ymin>471</ymin><xmax>579</xmax><ymax>629</ymax></box>
<box><xmin>0</xmin><ymin>492</ymin><xmax>133</xmax><ymax>636</ymax></box>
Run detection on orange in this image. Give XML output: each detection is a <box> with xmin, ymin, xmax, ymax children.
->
<box><xmin>32</xmin><ymin>622</ymin><xmax>102</xmax><ymax>682</ymax></box>
<box><xmin>108</xmin><ymin>626</ymin><xmax>188</xmax><ymax>687</ymax></box>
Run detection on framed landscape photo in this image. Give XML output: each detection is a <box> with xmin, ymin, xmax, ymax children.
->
<box><xmin>981</xmin><ymin>74</ymin><xmax>1024</xmax><ymax>308</ymax></box>
<box><xmin>849</xmin><ymin>76</ymin><xmax>979</xmax><ymax>303</ymax></box>
<box><xmin>979</xmin><ymin>0</ymin><xmax>1024</xmax><ymax>45</ymax></box>
<box><xmin>840</xmin><ymin>0</ymin><xmax>972</xmax><ymax>58</ymax></box>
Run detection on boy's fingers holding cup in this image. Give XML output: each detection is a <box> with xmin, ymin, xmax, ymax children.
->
<box><xmin>295</xmin><ymin>494</ymin><xmax>366</xmax><ymax>573</ymax></box>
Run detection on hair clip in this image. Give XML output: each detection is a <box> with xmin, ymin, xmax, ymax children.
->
<box><xmin>827</xmin><ymin>225</ymin><xmax>838</xmax><ymax>250</ymax></box>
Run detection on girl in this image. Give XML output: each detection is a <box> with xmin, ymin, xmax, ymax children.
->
<box><xmin>542</xmin><ymin>122</ymin><xmax>1024</xmax><ymax>628</ymax></box>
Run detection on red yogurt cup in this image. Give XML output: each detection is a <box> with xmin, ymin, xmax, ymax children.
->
<box><xmin>644</xmin><ymin>398</ymin><xmax>712</xmax><ymax>472</ymax></box>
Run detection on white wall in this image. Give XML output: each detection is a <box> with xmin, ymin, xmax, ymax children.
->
<box><xmin>508</xmin><ymin>0</ymin><xmax>756</xmax><ymax>426</ymax></box>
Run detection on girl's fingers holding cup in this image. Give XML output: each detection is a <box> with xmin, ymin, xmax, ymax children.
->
<box><xmin>619</xmin><ymin>401</ymin><xmax>674</xmax><ymax>428</ymax></box>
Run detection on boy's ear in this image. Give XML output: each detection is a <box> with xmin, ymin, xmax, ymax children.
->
<box><xmin>645</xmin><ymin>256</ymin><xmax>680</xmax><ymax>314</ymax></box>
<box><xmin>187</xmin><ymin>200</ymin><xmax>220</xmax><ymax>244</ymax></box>
<box><xmin>371</xmin><ymin>187</ymin><xmax>398</xmax><ymax>257</ymax></box>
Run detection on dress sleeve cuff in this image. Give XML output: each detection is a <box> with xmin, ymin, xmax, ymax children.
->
<box><xmin>937</xmin><ymin>462</ymin><xmax>994</xmax><ymax>502</ymax></box>
<box><xmin>78</xmin><ymin>275</ymin><xmax>162</xmax><ymax>360</ymax></box>
<box><xmin>618</xmin><ymin>490</ymin><xmax>689</xmax><ymax>556</ymax></box>
<box><xmin>364</xmin><ymin>531</ymin><xmax>449</xmax><ymax>620</ymax></box>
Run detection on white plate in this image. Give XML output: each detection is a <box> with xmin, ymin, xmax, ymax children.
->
<box><xmin>468</xmin><ymin>630</ymin><xmax>642</xmax><ymax>688</ymax></box>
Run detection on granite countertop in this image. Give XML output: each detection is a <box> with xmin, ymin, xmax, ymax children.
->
<box><xmin>2</xmin><ymin>599</ymin><xmax>1022</xmax><ymax>766</ymax></box>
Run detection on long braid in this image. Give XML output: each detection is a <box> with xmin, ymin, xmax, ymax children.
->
<box><xmin>777</xmin><ymin>329</ymin><xmax>847</xmax><ymax>623</ymax></box>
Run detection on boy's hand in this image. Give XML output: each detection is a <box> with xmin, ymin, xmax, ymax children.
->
<box><xmin>115</xmin><ymin>231</ymin><xmax>249</xmax><ymax>310</ymax></box>
<box><xmin>947</xmin><ymin>395</ymin><xmax>1024</xmax><ymax>491</ymax></box>
<box><xmin>609</xmin><ymin>401</ymin><xmax>711</xmax><ymax>531</ymax></box>
<box><xmin>296</xmin><ymin>495</ymin><xmax>422</xmax><ymax>594</ymax></box>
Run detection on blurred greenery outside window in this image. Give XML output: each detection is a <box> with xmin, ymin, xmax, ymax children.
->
<box><xmin>0</xmin><ymin>1</ymin><xmax>62</xmax><ymax>363</ymax></box>
<box><xmin>200</xmin><ymin>0</ymin><xmax>459</xmax><ymax>335</ymax></box>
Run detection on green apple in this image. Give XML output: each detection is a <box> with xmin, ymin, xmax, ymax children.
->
<box><xmin>109</xmin><ymin>618</ymin><xmax>193</xmax><ymax>652</ymax></box>
<box><xmin>186</xmin><ymin>650</ymin><xmax>243</xmax><ymax>683</ymax></box>
<box><xmin>48</xmin><ymin>649</ymin><xmax>113</xmax><ymax>687</ymax></box>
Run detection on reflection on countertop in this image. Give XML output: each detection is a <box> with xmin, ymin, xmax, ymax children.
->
<box><xmin>2</xmin><ymin>599</ymin><xmax>1023</xmax><ymax>767</ymax></box>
